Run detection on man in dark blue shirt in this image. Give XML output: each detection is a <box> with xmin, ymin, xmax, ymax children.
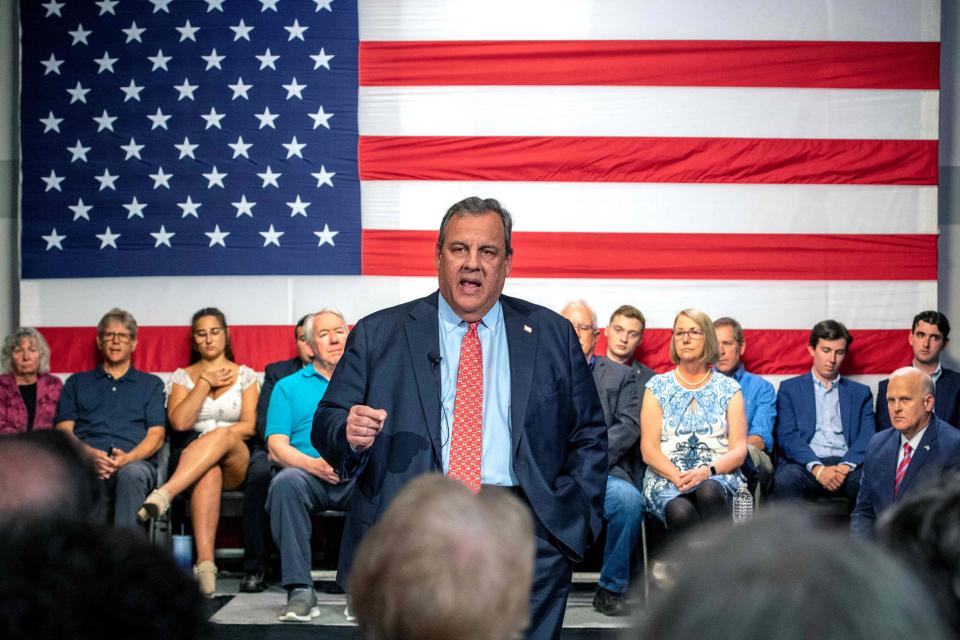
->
<box><xmin>56</xmin><ymin>308</ymin><xmax>166</xmax><ymax>530</ymax></box>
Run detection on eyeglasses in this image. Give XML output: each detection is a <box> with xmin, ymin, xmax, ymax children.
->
<box><xmin>674</xmin><ymin>328</ymin><xmax>705</xmax><ymax>340</ymax></box>
<box><xmin>193</xmin><ymin>327</ymin><xmax>224</xmax><ymax>339</ymax></box>
<box><xmin>101</xmin><ymin>331</ymin><xmax>133</xmax><ymax>343</ymax></box>
<box><xmin>572</xmin><ymin>323</ymin><xmax>598</xmax><ymax>335</ymax></box>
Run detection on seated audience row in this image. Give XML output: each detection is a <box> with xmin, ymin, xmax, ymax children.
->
<box><xmin>4</xmin><ymin>303</ymin><xmax>959</xmax><ymax>617</ymax></box>
<box><xmin>554</xmin><ymin>304</ymin><xmax>960</xmax><ymax>616</ymax></box>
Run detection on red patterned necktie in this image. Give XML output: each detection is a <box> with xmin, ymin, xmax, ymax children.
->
<box><xmin>894</xmin><ymin>442</ymin><xmax>913</xmax><ymax>497</ymax></box>
<box><xmin>448</xmin><ymin>321</ymin><xmax>483</xmax><ymax>493</ymax></box>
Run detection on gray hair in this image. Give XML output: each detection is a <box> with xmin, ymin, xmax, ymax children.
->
<box><xmin>437</xmin><ymin>197</ymin><xmax>514</xmax><ymax>256</ymax></box>
<box><xmin>561</xmin><ymin>300</ymin><xmax>598</xmax><ymax>328</ymax></box>
<box><xmin>889</xmin><ymin>366</ymin><xmax>935</xmax><ymax>397</ymax></box>
<box><xmin>1</xmin><ymin>327</ymin><xmax>52</xmax><ymax>375</ymax></box>
<box><xmin>304</xmin><ymin>308</ymin><xmax>347</xmax><ymax>344</ymax></box>
<box><xmin>97</xmin><ymin>308</ymin><xmax>138</xmax><ymax>339</ymax></box>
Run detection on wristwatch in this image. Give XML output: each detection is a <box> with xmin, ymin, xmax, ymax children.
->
<box><xmin>709</xmin><ymin>465</ymin><xmax>717</xmax><ymax>476</ymax></box>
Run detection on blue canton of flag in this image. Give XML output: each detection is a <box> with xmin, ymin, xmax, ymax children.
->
<box><xmin>20</xmin><ymin>0</ymin><xmax>360</xmax><ymax>278</ymax></box>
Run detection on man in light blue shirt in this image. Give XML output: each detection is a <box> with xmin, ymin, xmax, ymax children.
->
<box><xmin>772</xmin><ymin>320</ymin><xmax>876</xmax><ymax>508</ymax></box>
<box><xmin>714</xmin><ymin>317</ymin><xmax>776</xmax><ymax>496</ymax></box>
<box><xmin>265</xmin><ymin>310</ymin><xmax>354</xmax><ymax>623</ymax></box>
<box><xmin>437</xmin><ymin>294</ymin><xmax>514</xmax><ymax>484</ymax></box>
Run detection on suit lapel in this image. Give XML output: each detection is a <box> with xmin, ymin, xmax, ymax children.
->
<box><xmin>504</xmin><ymin>298</ymin><xmax>537</xmax><ymax>458</ymax></box>
<box><xmin>877</xmin><ymin>431</ymin><xmax>900</xmax><ymax>503</ymax></box>
<box><xmin>799</xmin><ymin>374</ymin><xmax>816</xmax><ymax>437</ymax></box>
<box><xmin>403</xmin><ymin>294</ymin><xmax>443</xmax><ymax>463</ymax></box>
<box><xmin>593</xmin><ymin>357</ymin><xmax>608</xmax><ymax>388</ymax></box>
<box><xmin>898</xmin><ymin>417</ymin><xmax>939</xmax><ymax>498</ymax></box>
<box><xmin>838</xmin><ymin>379</ymin><xmax>854</xmax><ymax>445</ymax></box>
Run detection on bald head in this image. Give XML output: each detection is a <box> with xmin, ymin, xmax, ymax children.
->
<box><xmin>561</xmin><ymin>300</ymin><xmax>598</xmax><ymax>361</ymax></box>
<box><xmin>886</xmin><ymin>367</ymin><xmax>935</xmax><ymax>438</ymax></box>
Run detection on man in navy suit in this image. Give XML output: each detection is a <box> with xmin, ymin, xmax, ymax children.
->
<box><xmin>852</xmin><ymin>367</ymin><xmax>960</xmax><ymax>539</ymax></box>
<box><xmin>313</xmin><ymin>197</ymin><xmax>607</xmax><ymax>640</ymax></box>
<box><xmin>772</xmin><ymin>320</ymin><xmax>876</xmax><ymax>508</ymax></box>
<box><xmin>240</xmin><ymin>314</ymin><xmax>314</xmax><ymax>593</ymax></box>
<box><xmin>875</xmin><ymin>311</ymin><xmax>960</xmax><ymax>431</ymax></box>
<box><xmin>560</xmin><ymin>300</ymin><xmax>642</xmax><ymax>617</ymax></box>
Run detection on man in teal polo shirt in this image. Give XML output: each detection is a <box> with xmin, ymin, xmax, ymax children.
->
<box><xmin>265</xmin><ymin>309</ymin><xmax>354</xmax><ymax>622</ymax></box>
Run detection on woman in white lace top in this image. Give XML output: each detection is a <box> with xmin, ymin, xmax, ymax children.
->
<box><xmin>137</xmin><ymin>307</ymin><xmax>260</xmax><ymax>596</ymax></box>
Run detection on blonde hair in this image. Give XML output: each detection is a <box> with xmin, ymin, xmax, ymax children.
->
<box><xmin>670</xmin><ymin>308</ymin><xmax>720</xmax><ymax>365</ymax></box>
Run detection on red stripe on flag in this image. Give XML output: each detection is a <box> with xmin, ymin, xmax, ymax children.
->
<box><xmin>359</xmin><ymin>136</ymin><xmax>938</xmax><ymax>185</ymax></box>
<box><xmin>362</xmin><ymin>230</ymin><xmax>937</xmax><ymax>281</ymax></box>
<box><xmin>598</xmin><ymin>329</ymin><xmax>911</xmax><ymax>376</ymax></box>
<box><xmin>40</xmin><ymin>326</ymin><xmax>910</xmax><ymax>376</ymax></box>
<box><xmin>41</xmin><ymin>326</ymin><xmax>299</xmax><ymax>376</ymax></box>
<box><xmin>359</xmin><ymin>40</ymin><xmax>940</xmax><ymax>90</ymax></box>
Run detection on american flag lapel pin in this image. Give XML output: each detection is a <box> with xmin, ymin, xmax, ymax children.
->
<box><xmin>924</xmin><ymin>445</ymin><xmax>931</xmax><ymax>450</ymax></box>
<box><xmin>523</xmin><ymin>324</ymin><xmax>533</xmax><ymax>333</ymax></box>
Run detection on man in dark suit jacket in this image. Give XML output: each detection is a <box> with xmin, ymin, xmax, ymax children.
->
<box><xmin>239</xmin><ymin>314</ymin><xmax>314</xmax><ymax>593</ymax></box>
<box><xmin>852</xmin><ymin>367</ymin><xmax>960</xmax><ymax>539</ymax></box>
<box><xmin>875</xmin><ymin>311</ymin><xmax>960</xmax><ymax>431</ymax></box>
<box><xmin>772</xmin><ymin>320</ymin><xmax>876</xmax><ymax>508</ymax></box>
<box><xmin>561</xmin><ymin>301</ymin><xmax>641</xmax><ymax>616</ymax></box>
<box><xmin>314</xmin><ymin>197</ymin><xmax>607</xmax><ymax>640</ymax></box>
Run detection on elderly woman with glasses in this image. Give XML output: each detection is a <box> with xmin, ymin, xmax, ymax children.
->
<box><xmin>0</xmin><ymin>327</ymin><xmax>63</xmax><ymax>435</ymax></box>
<box><xmin>137</xmin><ymin>307</ymin><xmax>259</xmax><ymax>597</ymax></box>
<box><xmin>640</xmin><ymin>309</ymin><xmax>747</xmax><ymax>532</ymax></box>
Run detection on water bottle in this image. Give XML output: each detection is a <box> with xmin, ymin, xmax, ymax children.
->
<box><xmin>172</xmin><ymin>527</ymin><xmax>194</xmax><ymax>575</ymax></box>
<box><xmin>732</xmin><ymin>480</ymin><xmax>753</xmax><ymax>524</ymax></box>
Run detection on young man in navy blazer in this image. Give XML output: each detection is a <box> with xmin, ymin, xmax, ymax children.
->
<box><xmin>313</xmin><ymin>197</ymin><xmax>607</xmax><ymax>640</ymax></box>
<box><xmin>875</xmin><ymin>311</ymin><xmax>960</xmax><ymax>431</ymax></box>
<box><xmin>772</xmin><ymin>320</ymin><xmax>876</xmax><ymax>508</ymax></box>
<box><xmin>852</xmin><ymin>367</ymin><xmax>960</xmax><ymax>539</ymax></box>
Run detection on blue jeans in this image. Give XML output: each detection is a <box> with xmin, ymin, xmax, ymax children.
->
<box><xmin>599</xmin><ymin>475</ymin><xmax>645</xmax><ymax>594</ymax></box>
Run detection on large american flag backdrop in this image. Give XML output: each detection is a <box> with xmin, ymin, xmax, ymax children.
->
<box><xmin>19</xmin><ymin>0</ymin><xmax>940</xmax><ymax>384</ymax></box>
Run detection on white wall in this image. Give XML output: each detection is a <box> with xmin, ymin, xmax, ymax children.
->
<box><xmin>941</xmin><ymin>0</ymin><xmax>960</xmax><ymax>367</ymax></box>
<box><xmin>0</xmin><ymin>0</ymin><xmax>18</xmax><ymax>339</ymax></box>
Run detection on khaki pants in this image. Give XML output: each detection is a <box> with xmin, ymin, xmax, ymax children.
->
<box><xmin>748</xmin><ymin>444</ymin><xmax>774</xmax><ymax>503</ymax></box>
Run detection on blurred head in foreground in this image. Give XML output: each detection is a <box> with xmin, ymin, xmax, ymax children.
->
<box><xmin>635</xmin><ymin>508</ymin><xmax>952</xmax><ymax>640</ymax></box>
<box><xmin>877</xmin><ymin>475</ymin><xmax>960</xmax><ymax>634</ymax></box>
<box><xmin>0</xmin><ymin>520</ymin><xmax>207</xmax><ymax>640</ymax></box>
<box><xmin>350</xmin><ymin>475</ymin><xmax>535</xmax><ymax>640</ymax></box>
<box><xmin>0</xmin><ymin>429</ymin><xmax>103</xmax><ymax>527</ymax></box>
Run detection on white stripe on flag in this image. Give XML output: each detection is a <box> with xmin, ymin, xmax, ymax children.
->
<box><xmin>359</xmin><ymin>87</ymin><xmax>939</xmax><ymax>140</ymax></box>
<box><xmin>21</xmin><ymin>277</ymin><xmax>935</xmax><ymax>331</ymax></box>
<box><xmin>361</xmin><ymin>182</ymin><xmax>938</xmax><ymax>235</ymax></box>
<box><xmin>360</xmin><ymin>0</ymin><xmax>939</xmax><ymax>42</ymax></box>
